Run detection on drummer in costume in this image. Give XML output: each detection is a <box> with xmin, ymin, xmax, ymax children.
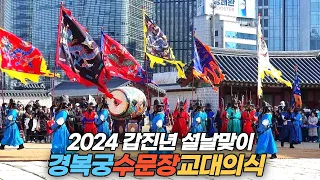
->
<box><xmin>95</xmin><ymin>102</ymin><xmax>111</xmax><ymax>137</ymax></box>
<box><xmin>172</xmin><ymin>101</ymin><xmax>189</xmax><ymax>139</ymax></box>
<box><xmin>51</xmin><ymin>95</ymin><xmax>71</xmax><ymax>154</ymax></box>
<box><xmin>0</xmin><ymin>102</ymin><xmax>24</xmax><ymax>150</ymax></box>
<box><xmin>82</xmin><ymin>102</ymin><xmax>98</xmax><ymax>135</ymax></box>
<box><xmin>255</xmin><ymin>101</ymin><xmax>278</xmax><ymax>159</ymax></box>
<box><xmin>279</xmin><ymin>105</ymin><xmax>296</xmax><ymax>148</ymax></box>
<box><xmin>292</xmin><ymin>107</ymin><xmax>302</xmax><ymax>144</ymax></box>
<box><xmin>227</xmin><ymin>99</ymin><xmax>242</xmax><ymax>135</ymax></box>
<box><xmin>150</xmin><ymin>101</ymin><xmax>166</xmax><ymax>133</ymax></box>
<box><xmin>149</xmin><ymin>102</ymin><xmax>171</xmax><ymax>154</ymax></box>
<box><xmin>190</xmin><ymin>102</ymin><xmax>205</xmax><ymax>133</ymax></box>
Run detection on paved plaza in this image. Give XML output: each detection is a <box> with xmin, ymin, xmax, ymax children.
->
<box><xmin>0</xmin><ymin>142</ymin><xmax>319</xmax><ymax>179</ymax></box>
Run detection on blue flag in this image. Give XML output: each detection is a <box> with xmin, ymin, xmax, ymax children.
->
<box><xmin>193</xmin><ymin>35</ymin><xmax>224</xmax><ymax>91</ymax></box>
<box><xmin>291</xmin><ymin>68</ymin><xmax>302</xmax><ymax>109</ymax></box>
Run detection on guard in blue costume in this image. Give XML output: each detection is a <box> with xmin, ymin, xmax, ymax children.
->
<box><xmin>190</xmin><ymin>102</ymin><xmax>205</xmax><ymax>133</ymax></box>
<box><xmin>51</xmin><ymin>95</ymin><xmax>72</xmax><ymax>154</ymax></box>
<box><xmin>292</xmin><ymin>107</ymin><xmax>302</xmax><ymax>144</ymax></box>
<box><xmin>255</xmin><ymin>101</ymin><xmax>278</xmax><ymax>159</ymax></box>
<box><xmin>206</xmin><ymin>103</ymin><xmax>216</xmax><ymax>137</ymax></box>
<box><xmin>149</xmin><ymin>102</ymin><xmax>171</xmax><ymax>154</ymax></box>
<box><xmin>279</xmin><ymin>106</ymin><xmax>296</xmax><ymax>148</ymax></box>
<box><xmin>95</xmin><ymin>102</ymin><xmax>111</xmax><ymax>138</ymax></box>
<box><xmin>0</xmin><ymin>102</ymin><xmax>24</xmax><ymax>150</ymax></box>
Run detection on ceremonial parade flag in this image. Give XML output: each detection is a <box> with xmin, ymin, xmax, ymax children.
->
<box><xmin>193</xmin><ymin>35</ymin><xmax>225</xmax><ymax>92</ymax></box>
<box><xmin>101</xmin><ymin>31</ymin><xmax>149</xmax><ymax>83</ymax></box>
<box><xmin>0</xmin><ymin>28</ymin><xmax>57</xmax><ymax>84</ymax></box>
<box><xmin>257</xmin><ymin>16</ymin><xmax>292</xmax><ymax>98</ymax></box>
<box><xmin>291</xmin><ymin>66</ymin><xmax>302</xmax><ymax>109</ymax></box>
<box><xmin>143</xmin><ymin>9</ymin><xmax>186</xmax><ymax>79</ymax></box>
<box><xmin>56</xmin><ymin>5</ymin><xmax>119</xmax><ymax>102</ymax></box>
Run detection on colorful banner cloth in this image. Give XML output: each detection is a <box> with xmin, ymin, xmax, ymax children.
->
<box><xmin>57</xmin><ymin>6</ymin><xmax>118</xmax><ymax>102</ymax></box>
<box><xmin>101</xmin><ymin>31</ymin><xmax>149</xmax><ymax>83</ymax></box>
<box><xmin>193</xmin><ymin>35</ymin><xmax>225</xmax><ymax>92</ymax></box>
<box><xmin>143</xmin><ymin>10</ymin><xmax>186</xmax><ymax>79</ymax></box>
<box><xmin>0</xmin><ymin>28</ymin><xmax>57</xmax><ymax>84</ymax></box>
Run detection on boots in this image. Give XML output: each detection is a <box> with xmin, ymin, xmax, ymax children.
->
<box><xmin>17</xmin><ymin>144</ymin><xmax>24</xmax><ymax>150</ymax></box>
<box><xmin>0</xmin><ymin>144</ymin><xmax>4</xmax><ymax>150</ymax></box>
<box><xmin>290</xmin><ymin>143</ymin><xmax>295</xmax><ymax>148</ymax></box>
<box><xmin>270</xmin><ymin>154</ymin><xmax>277</xmax><ymax>159</ymax></box>
<box><xmin>256</xmin><ymin>154</ymin><xmax>261</xmax><ymax>160</ymax></box>
<box><xmin>281</xmin><ymin>142</ymin><xmax>284</xmax><ymax>147</ymax></box>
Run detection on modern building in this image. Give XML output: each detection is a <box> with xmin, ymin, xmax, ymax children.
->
<box><xmin>0</xmin><ymin>0</ymin><xmax>4</xmax><ymax>28</ymax></box>
<box><xmin>153</xmin><ymin>0</ymin><xmax>196</xmax><ymax>73</ymax></box>
<box><xmin>2</xmin><ymin>0</ymin><xmax>154</xmax><ymax>89</ymax></box>
<box><xmin>258</xmin><ymin>0</ymin><xmax>320</xmax><ymax>51</ymax></box>
<box><xmin>195</xmin><ymin>0</ymin><xmax>257</xmax><ymax>51</ymax></box>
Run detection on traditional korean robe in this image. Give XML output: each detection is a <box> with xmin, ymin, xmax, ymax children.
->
<box><xmin>1</xmin><ymin>109</ymin><xmax>24</xmax><ymax>147</ymax></box>
<box><xmin>227</xmin><ymin>108</ymin><xmax>241</xmax><ymax>135</ymax></box>
<box><xmin>95</xmin><ymin>109</ymin><xmax>111</xmax><ymax>137</ymax></box>
<box><xmin>255</xmin><ymin>113</ymin><xmax>278</xmax><ymax>155</ymax></box>
<box><xmin>51</xmin><ymin>110</ymin><xmax>71</xmax><ymax>154</ymax></box>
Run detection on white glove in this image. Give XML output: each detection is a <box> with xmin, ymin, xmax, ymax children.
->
<box><xmin>94</xmin><ymin>114</ymin><xmax>98</xmax><ymax>119</ymax></box>
<box><xmin>156</xmin><ymin>120</ymin><xmax>163</xmax><ymax>128</ymax></box>
<box><xmin>56</xmin><ymin>117</ymin><xmax>65</xmax><ymax>125</ymax></box>
<box><xmin>100</xmin><ymin>115</ymin><xmax>105</xmax><ymax>121</ymax></box>
<box><xmin>130</xmin><ymin>127</ymin><xmax>136</xmax><ymax>132</ymax></box>
<box><xmin>7</xmin><ymin>115</ymin><xmax>13</xmax><ymax>121</ymax></box>
<box><xmin>262</xmin><ymin>119</ymin><xmax>269</xmax><ymax>127</ymax></box>
<box><xmin>196</xmin><ymin>117</ymin><xmax>201</xmax><ymax>123</ymax></box>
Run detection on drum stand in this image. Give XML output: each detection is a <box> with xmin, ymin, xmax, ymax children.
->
<box><xmin>112</xmin><ymin>115</ymin><xmax>143</xmax><ymax>144</ymax></box>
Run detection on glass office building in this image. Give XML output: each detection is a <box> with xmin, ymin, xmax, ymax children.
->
<box><xmin>258</xmin><ymin>0</ymin><xmax>320</xmax><ymax>51</ymax></box>
<box><xmin>5</xmin><ymin>0</ymin><xmax>155</xmax><ymax>89</ymax></box>
<box><xmin>153</xmin><ymin>0</ymin><xmax>196</xmax><ymax>73</ymax></box>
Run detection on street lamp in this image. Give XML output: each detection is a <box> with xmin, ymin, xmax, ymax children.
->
<box><xmin>210</xmin><ymin>0</ymin><xmax>217</xmax><ymax>47</ymax></box>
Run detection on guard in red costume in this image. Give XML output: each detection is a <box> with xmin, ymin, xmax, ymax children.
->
<box><xmin>242</xmin><ymin>102</ymin><xmax>257</xmax><ymax>135</ymax></box>
<box><xmin>172</xmin><ymin>101</ymin><xmax>189</xmax><ymax>139</ymax></box>
<box><xmin>82</xmin><ymin>103</ymin><xmax>97</xmax><ymax>135</ymax></box>
<box><xmin>220</xmin><ymin>101</ymin><xmax>231</xmax><ymax>133</ymax></box>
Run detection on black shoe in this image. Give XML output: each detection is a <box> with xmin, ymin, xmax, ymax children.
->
<box><xmin>256</xmin><ymin>154</ymin><xmax>261</xmax><ymax>160</ymax></box>
<box><xmin>281</xmin><ymin>142</ymin><xmax>284</xmax><ymax>147</ymax></box>
<box><xmin>290</xmin><ymin>143</ymin><xmax>295</xmax><ymax>148</ymax></box>
<box><xmin>17</xmin><ymin>144</ymin><xmax>24</xmax><ymax>150</ymax></box>
<box><xmin>270</xmin><ymin>154</ymin><xmax>277</xmax><ymax>159</ymax></box>
<box><xmin>0</xmin><ymin>144</ymin><xmax>4</xmax><ymax>150</ymax></box>
<box><xmin>319</xmin><ymin>144</ymin><xmax>320</xmax><ymax>149</ymax></box>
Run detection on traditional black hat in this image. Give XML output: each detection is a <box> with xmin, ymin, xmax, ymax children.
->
<box><xmin>154</xmin><ymin>99</ymin><xmax>160</xmax><ymax>106</ymax></box>
<box><xmin>206</xmin><ymin>103</ymin><xmax>211</xmax><ymax>108</ymax></box>
<box><xmin>179</xmin><ymin>101</ymin><xmax>184</xmax><ymax>106</ymax></box>
<box><xmin>158</xmin><ymin>102</ymin><xmax>164</xmax><ymax>107</ymax></box>
<box><xmin>59</xmin><ymin>95</ymin><xmax>69</xmax><ymax>104</ymax></box>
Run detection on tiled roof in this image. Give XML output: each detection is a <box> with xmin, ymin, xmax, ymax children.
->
<box><xmin>179</xmin><ymin>48</ymin><xmax>320</xmax><ymax>87</ymax></box>
<box><xmin>13</xmin><ymin>83</ymin><xmax>46</xmax><ymax>90</ymax></box>
<box><xmin>2</xmin><ymin>90</ymin><xmax>50</xmax><ymax>97</ymax></box>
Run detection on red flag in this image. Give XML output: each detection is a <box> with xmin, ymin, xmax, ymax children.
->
<box><xmin>101</xmin><ymin>32</ymin><xmax>148</xmax><ymax>83</ymax></box>
<box><xmin>0</xmin><ymin>28</ymin><xmax>56</xmax><ymax>84</ymax></box>
<box><xmin>183</xmin><ymin>99</ymin><xmax>188</xmax><ymax>111</ymax></box>
<box><xmin>56</xmin><ymin>6</ymin><xmax>120</xmax><ymax>103</ymax></box>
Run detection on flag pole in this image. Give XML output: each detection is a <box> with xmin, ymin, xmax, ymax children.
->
<box><xmin>1</xmin><ymin>72</ymin><xmax>4</xmax><ymax>104</ymax></box>
<box><xmin>52</xmin><ymin>1</ymin><xmax>63</xmax><ymax>103</ymax></box>
<box><xmin>191</xmin><ymin>76</ymin><xmax>195</xmax><ymax>103</ymax></box>
<box><xmin>257</xmin><ymin>13</ymin><xmax>260</xmax><ymax>107</ymax></box>
<box><xmin>142</xmin><ymin>6</ymin><xmax>151</xmax><ymax>107</ymax></box>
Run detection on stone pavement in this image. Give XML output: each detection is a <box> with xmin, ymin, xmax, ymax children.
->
<box><xmin>0</xmin><ymin>159</ymin><xmax>319</xmax><ymax>180</ymax></box>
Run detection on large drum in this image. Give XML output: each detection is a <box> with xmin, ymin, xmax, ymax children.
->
<box><xmin>106</xmin><ymin>87</ymin><xmax>147</xmax><ymax>120</ymax></box>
